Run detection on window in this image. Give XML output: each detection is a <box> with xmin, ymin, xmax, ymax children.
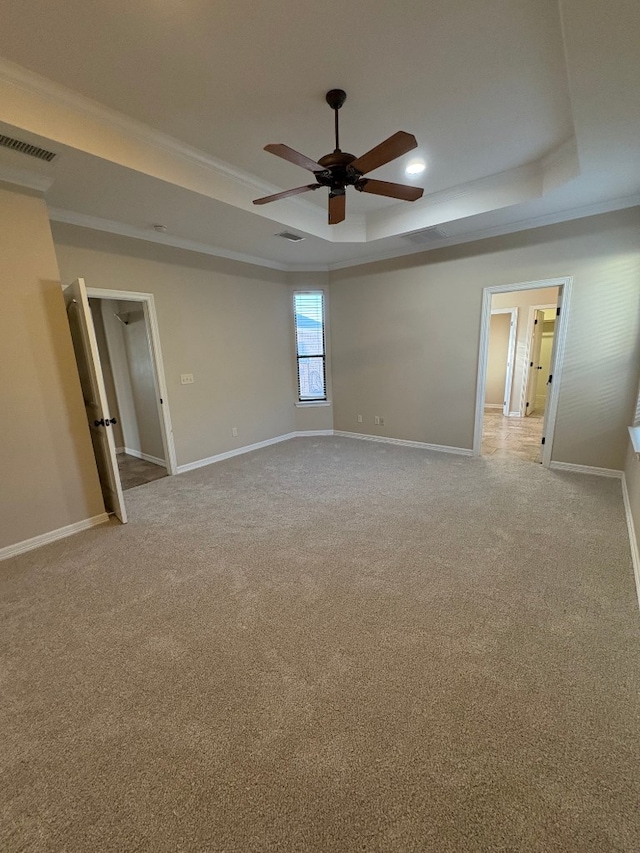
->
<box><xmin>294</xmin><ymin>291</ymin><xmax>326</xmax><ymax>401</ymax></box>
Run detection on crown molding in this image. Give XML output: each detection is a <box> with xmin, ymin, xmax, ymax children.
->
<box><xmin>47</xmin><ymin>207</ymin><xmax>289</xmax><ymax>271</ymax></box>
<box><xmin>49</xmin><ymin>193</ymin><xmax>640</xmax><ymax>275</ymax></box>
<box><xmin>321</xmin><ymin>192</ymin><xmax>640</xmax><ymax>272</ymax></box>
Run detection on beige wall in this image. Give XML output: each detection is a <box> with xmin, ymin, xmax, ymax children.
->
<box><xmin>0</xmin><ymin>184</ymin><xmax>104</xmax><ymax>549</ymax></box>
<box><xmin>52</xmin><ymin>224</ymin><xmax>296</xmax><ymax>468</ymax></box>
<box><xmin>485</xmin><ymin>313</ymin><xmax>511</xmax><ymax>407</ymax></box>
<box><xmin>329</xmin><ymin>208</ymin><xmax>640</xmax><ymax>469</ymax></box>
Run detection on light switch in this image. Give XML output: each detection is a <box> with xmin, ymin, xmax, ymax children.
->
<box><xmin>181</xmin><ymin>373</ymin><xmax>194</xmax><ymax>385</ymax></box>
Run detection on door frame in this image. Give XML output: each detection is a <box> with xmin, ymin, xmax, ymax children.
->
<box><xmin>488</xmin><ymin>307</ymin><xmax>518</xmax><ymax>415</ymax></box>
<box><xmin>521</xmin><ymin>303</ymin><xmax>557</xmax><ymax>417</ymax></box>
<box><xmin>86</xmin><ymin>288</ymin><xmax>178</xmax><ymax>476</ymax></box>
<box><xmin>473</xmin><ymin>277</ymin><xmax>572</xmax><ymax>467</ymax></box>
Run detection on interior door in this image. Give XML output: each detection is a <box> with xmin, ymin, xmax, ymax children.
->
<box><xmin>525</xmin><ymin>309</ymin><xmax>545</xmax><ymax>417</ymax></box>
<box><xmin>64</xmin><ymin>278</ymin><xmax>127</xmax><ymax>523</ymax></box>
<box><xmin>541</xmin><ymin>296</ymin><xmax>562</xmax><ymax>458</ymax></box>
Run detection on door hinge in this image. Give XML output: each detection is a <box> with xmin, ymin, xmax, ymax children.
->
<box><xmin>556</xmin><ymin>306</ymin><xmax>561</xmax><ymax>317</ymax></box>
<box><xmin>530</xmin><ymin>361</ymin><xmax>534</xmax><ymax>367</ymax></box>
<box><xmin>534</xmin><ymin>318</ymin><xmax>538</xmax><ymax>325</ymax></box>
<box><xmin>548</xmin><ymin>374</ymin><xmax>553</xmax><ymax>384</ymax></box>
<box><xmin>541</xmin><ymin>436</ymin><xmax>546</xmax><ymax>445</ymax></box>
<box><xmin>160</xmin><ymin>398</ymin><xmax>163</xmax><ymax>404</ymax></box>
<box><xmin>526</xmin><ymin>401</ymin><xmax>529</xmax><ymax>408</ymax></box>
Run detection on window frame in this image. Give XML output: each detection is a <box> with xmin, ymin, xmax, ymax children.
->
<box><xmin>293</xmin><ymin>290</ymin><xmax>327</xmax><ymax>403</ymax></box>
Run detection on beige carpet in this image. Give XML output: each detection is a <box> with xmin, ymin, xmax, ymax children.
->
<box><xmin>1</xmin><ymin>436</ymin><xmax>639</xmax><ymax>852</ymax></box>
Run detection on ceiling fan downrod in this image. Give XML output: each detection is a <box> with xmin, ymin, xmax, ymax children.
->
<box><xmin>326</xmin><ymin>89</ymin><xmax>347</xmax><ymax>152</ymax></box>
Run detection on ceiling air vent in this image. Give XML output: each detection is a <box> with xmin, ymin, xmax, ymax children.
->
<box><xmin>276</xmin><ymin>231</ymin><xmax>306</xmax><ymax>242</ymax></box>
<box><xmin>0</xmin><ymin>134</ymin><xmax>57</xmax><ymax>162</ymax></box>
<box><xmin>403</xmin><ymin>226</ymin><xmax>448</xmax><ymax>245</ymax></box>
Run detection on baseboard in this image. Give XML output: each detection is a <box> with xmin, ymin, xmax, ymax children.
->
<box><xmin>123</xmin><ymin>447</ymin><xmax>167</xmax><ymax>468</ymax></box>
<box><xmin>549</xmin><ymin>461</ymin><xmax>623</xmax><ymax>479</ymax></box>
<box><xmin>333</xmin><ymin>430</ymin><xmax>474</xmax><ymax>456</ymax></box>
<box><xmin>0</xmin><ymin>513</ymin><xmax>110</xmax><ymax>562</ymax></box>
<box><xmin>621</xmin><ymin>474</ymin><xmax>640</xmax><ymax>610</ymax></box>
<box><xmin>176</xmin><ymin>432</ymin><xmax>298</xmax><ymax>474</ymax></box>
<box><xmin>293</xmin><ymin>430</ymin><xmax>334</xmax><ymax>437</ymax></box>
<box><xmin>484</xmin><ymin>404</ymin><xmax>503</xmax><ymax>410</ymax></box>
<box><xmin>115</xmin><ymin>446</ymin><xmax>124</xmax><ymax>453</ymax></box>
<box><xmin>508</xmin><ymin>411</ymin><xmax>522</xmax><ymax>418</ymax></box>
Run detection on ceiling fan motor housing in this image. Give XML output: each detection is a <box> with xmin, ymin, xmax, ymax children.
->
<box><xmin>316</xmin><ymin>151</ymin><xmax>360</xmax><ymax>192</ymax></box>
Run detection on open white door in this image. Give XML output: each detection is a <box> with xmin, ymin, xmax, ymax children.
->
<box><xmin>541</xmin><ymin>298</ymin><xmax>563</xmax><ymax>463</ymax></box>
<box><xmin>525</xmin><ymin>309</ymin><xmax>545</xmax><ymax>417</ymax></box>
<box><xmin>64</xmin><ymin>278</ymin><xmax>127</xmax><ymax>523</ymax></box>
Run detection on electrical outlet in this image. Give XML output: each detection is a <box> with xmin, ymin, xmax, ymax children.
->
<box><xmin>232</xmin><ymin>427</ymin><xmax>238</xmax><ymax>437</ymax></box>
<box><xmin>374</xmin><ymin>416</ymin><xmax>380</xmax><ymax>425</ymax></box>
<box><xmin>180</xmin><ymin>373</ymin><xmax>194</xmax><ymax>385</ymax></box>
<box><xmin>357</xmin><ymin>414</ymin><xmax>362</xmax><ymax>423</ymax></box>
<box><xmin>379</xmin><ymin>417</ymin><xmax>385</xmax><ymax>427</ymax></box>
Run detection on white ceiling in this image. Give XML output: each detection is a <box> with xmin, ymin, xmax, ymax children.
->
<box><xmin>0</xmin><ymin>0</ymin><xmax>638</xmax><ymax>269</ymax></box>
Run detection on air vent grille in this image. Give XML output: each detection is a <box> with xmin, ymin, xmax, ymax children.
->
<box><xmin>403</xmin><ymin>226</ymin><xmax>448</xmax><ymax>245</ymax></box>
<box><xmin>0</xmin><ymin>134</ymin><xmax>57</xmax><ymax>162</ymax></box>
<box><xmin>276</xmin><ymin>231</ymin><xmax>305</xmax><ymax>242</ymax></box>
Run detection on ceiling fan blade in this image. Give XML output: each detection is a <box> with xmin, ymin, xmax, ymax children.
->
<box><xmin>253</xmin><ymin>184</ymin><xmax>321</xmax><ymax>205</ymax></box>
<box><xmin>350</xmin><ymin>131</ymin><xmax>418</xmax><ymax>175</ymax></box>
<box><xmin>328</xmin><ymin>193</ymin><xmax>346</xmax><ymax>225</ymax></box>
<box><xmin>355</xmin><ymin>178</ymin><xmax>424</xmax><ymax>202</ymax></box>
<box><xmin>264</xmin><ymin>144</ymin><xmax>327</xmax><ymax>173</ymax></box>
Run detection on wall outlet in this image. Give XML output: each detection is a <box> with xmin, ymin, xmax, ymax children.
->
<box><xmin>181</xmin><ymin>373</ymin><xmax>194</xmax><ymax>385</ymax></box>
<box><xmin>232</xmin><ymin>427</ymin><xmax>238</xmax><ymax>437</ymax></box>
<box><xmin>379</xmin><ymin>417</ymin><xmax>385</xmax><ymax>427</ymax></box>
<box><xmin>374</xmin><ymin>416</ymin><xmax>380</xmax><ymax>425</ymax></box>
<box><xmin>357</xmin><ymin>414</ymin><xmax>362</xmax><ymax>423</ymax></box>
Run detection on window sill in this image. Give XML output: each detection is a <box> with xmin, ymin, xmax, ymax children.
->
<box><xmin>295</xmin><ymin>400</ymin><xmax>332</xmax><ymax>408</ymax></box>
<box><xmin>629</xmin><ymin>426</ymin><xmax>640</xmax><ymax>456</ymax></box>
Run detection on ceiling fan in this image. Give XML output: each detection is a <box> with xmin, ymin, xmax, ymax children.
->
<box><xmin>253</xmin><ymin>89</ymin><xmax>424</xmax><ymax>225</ymax></box>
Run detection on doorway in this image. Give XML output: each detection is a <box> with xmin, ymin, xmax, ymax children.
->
<box><xmin>65</xmin><ymin>279</ymin><xmax>176</xmax><ymax>523</ymax></box>
<box><xmin>89</xmin><ymin>297</ymin><xmax>168</xmax><ymax>490</ymax></box>
<box><xmin>474</xmin><ymin>277</ymin><xmax>572</xmax><ymax>466</ymax></box>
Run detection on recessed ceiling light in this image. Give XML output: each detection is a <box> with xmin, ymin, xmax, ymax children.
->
<box><xmin>405</xmin><ymin>160</ymin><xmax>426</xmax><ymax>176</ymax></box>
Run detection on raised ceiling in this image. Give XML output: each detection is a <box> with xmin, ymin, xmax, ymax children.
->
<box><xmin>0</xmin><ymin>0</ymin><xmax>638</xmax><ymax>269</ymax></box>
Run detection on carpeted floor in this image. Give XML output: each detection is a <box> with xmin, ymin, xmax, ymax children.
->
<box><xmin>1</xmin><ymin>436</ymin><xmax>639</xmax><ymax>852</ymax></box>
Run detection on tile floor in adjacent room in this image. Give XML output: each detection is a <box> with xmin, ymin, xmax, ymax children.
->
<box><xmin>116</xmin><ymin>452</ymin><xmax>167</xmax><ymax>490</ymax></box>
<box><xmin>482</xmin><ymin>409</ymin><xmax>544</xmax><ymax>463</ymax></box>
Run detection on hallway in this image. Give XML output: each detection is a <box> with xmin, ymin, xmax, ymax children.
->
<box><xmin>482</xmin><ymin>410</ymin><xmax>544</xmax><ymax>463</ymax></box>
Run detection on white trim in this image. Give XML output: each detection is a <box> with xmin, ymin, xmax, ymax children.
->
<box><xmin>122</xmin><ymin>447</ymin><xmax>167</xmax><ymax>468</ymax></box>
<box><xmin>473</xmin><ymin>277</ymin><xmax>572</xmax><ymax>468</ymax></box>
<box><xmin>548</xmin><ymin>461</ymin><xmax>623</xmax><ymax>478</ymax></box>
<box><xmin>621</xmin><ymin>474</ymin><xmax>640</xmax><ymax>611</ymax></box>
<box><xmin>86</xmin><ymin>288</ymin><xmax>178</xmax><ymax>477</ymax></box>
<box><xmin>294</xmin><ymin>430</ymin><xmax>334</xmax><ymax>437</ymax></box>
<box><xmin>49</xmin><ymin>209</ymin><xmax>289</xmax><ymax>272</ymax></box>
<box><xmin>295</xmin><ymin>401</ymin><xmax>332</xmax><ymax>408</ymax></box>
<box><xmin>176</xmin><ymin>433</ymin><xmax>298</xmax><ymax>474</ymax></box>
<box><xmin>320</xmin><ymin>194</ymin><xmax>640</xmax><ymax>273</ymax></box>
<box><xmin>628</xmin><ymin>426</ymin><xmax>640</xmax><ymax>456</ymax></box>
<box><xmin>484</xmin><ymin>403</ymin><xmax>504</xmax><ymax>410</ymax></box>
<box><xmin>333</xmin><ymin>430</ymin><xmax>473</xmax><ymax>456</ymax></box>
<box><xmin>0</xmin><ymin>513</ymin><xmax>109</xmax><ymax>562</ymax></box>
